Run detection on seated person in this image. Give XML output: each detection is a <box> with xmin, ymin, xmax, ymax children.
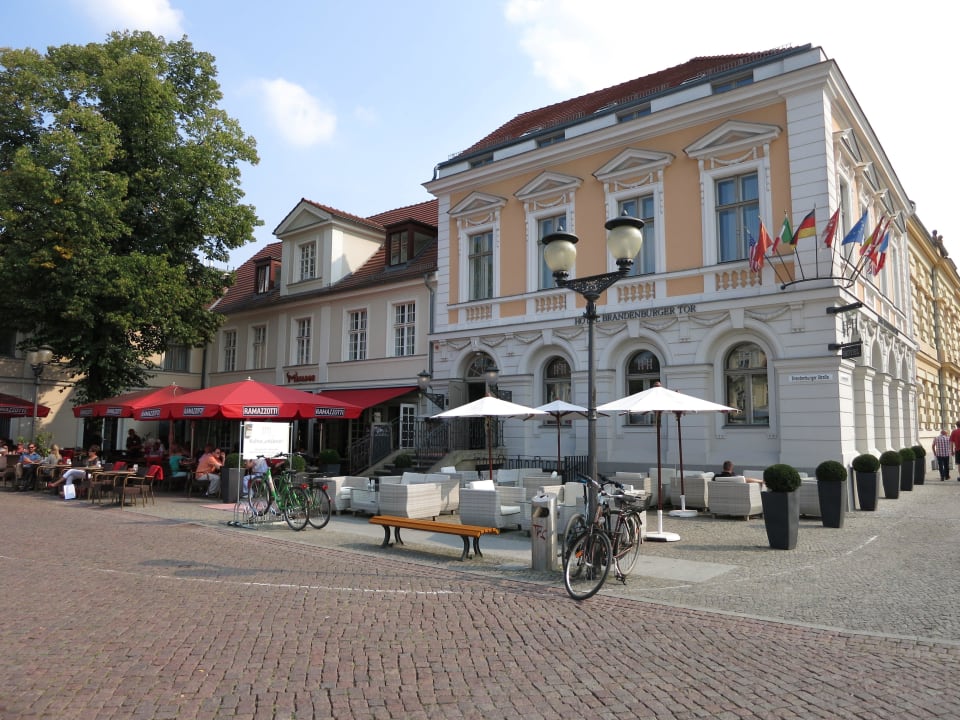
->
<box><xmin>17</xmin><ymin>442</ymin><xmax>43</xmax><ymax>491</ymax></box>
<box><xmin>41</xmin><ymin>444</ymin><xmax>66</xmax><ymax>489</ymax></box>
<box><xmin>195</xmin><ymin>445</ymin><xmax>224</xmax><ymax>496</ymax></box>
<box><xmin>715</xmin><ymin>460</ymin><xmax>764</xmax><ymax>484</ymax></box>
<box><xmin>58</xmin><ymin>446</ymin><xmax>102</xmax><ymax>494</ymax></box>
<box><xmin>242</xmin><ymin>456</ymin><xmax>268</xmax><ymax>498</ymax></box>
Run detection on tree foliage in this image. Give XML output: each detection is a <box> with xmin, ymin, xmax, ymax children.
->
<box><xmin>0</xmin><ymin>31</ymin><xmax>261</xmax><ymax>402</ymax></box>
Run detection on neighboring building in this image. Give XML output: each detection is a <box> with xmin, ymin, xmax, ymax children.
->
<box><xmin>424</xmin><ymin>44</ymin><xmax>926</xmax><ymax>473</ymax></box>
<box><xmin>209</xmin><ymin>198</ymin><xmax>439</xmax><ymax>463</ymax></box>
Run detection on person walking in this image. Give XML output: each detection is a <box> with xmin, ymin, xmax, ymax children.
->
<box><xmin>933</xmin><ymin>429</ymin><xmax>952</xmax><ymax>481</ymax></box>
<box><xmin>950</xmin><ymin>422</ymin><xmax>960</xmax><ymax>481</ymax></box>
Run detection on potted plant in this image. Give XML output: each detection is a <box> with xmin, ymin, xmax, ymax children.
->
<box><xmin>393</xmin><ymin>452</ymin><xmax>413</xmax><ymax>469</ymax></box>
<box><xmin>316</xmin><ymin>448</ymin><xmax>341</xmax><ymax>475</ymax></box>
<box><xmin>221</xmin><ymin>452</ymin><xmax>243</xmax><ymax>501</ymax></box>
<box><xmin>878</xmin><ymin>450</ymin><xmax>901</xmax><ymax>500</ymax></box>
<box><xmin>760</xmin><ymin>463</ymin><xmax>802</xmax><ymax>550</ymax></box>
<box><xmin>815</xmin><ymin>460</ymin><xmax>848</xmax><ymax>528</ymax></box>
<box><xmin>910</xmin><ymin>444</ymin><xmax>926</xmax><ymax>485</ymax></box>
<box><xmin>852</xmin><ymin>453</ymin><xmax>880</xmax><ymax>511</ymax></box>
<box><xmin>899</xmin><ymin>447</ymin><xmax>916</xmax><ymax>491</ymax></box>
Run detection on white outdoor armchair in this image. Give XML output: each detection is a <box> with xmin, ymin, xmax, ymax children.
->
<box><xmin>709</xmin><ymin>477</ymin><xmax>762</xmax><ymax>519</ymax></box>
<box><xmin>458</xmin><ymin>480</ymin><xmax>525</xmax><ymax>530</ymax></box>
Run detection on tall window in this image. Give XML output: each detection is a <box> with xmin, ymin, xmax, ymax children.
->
<box><xmin>725</xmin><ymin>342</ymin><xmax>768</xmax><ymax>425</ymax></box>
<box><xmin>295</xmin><ymin>318</ymin><xmax>311</xmax><ymax>365</ymax></box>
<box><xmin>393</xmin><ymin>302</ymin><xmax>415</xmax><ymax>357</ymax></box>
<box><xmin>469</xmin><ymin>231</ymin><xmax>493</xmax><ymax>300</ymax></box>
<box><xmin>544</xmin><ymin>357</ymin><xmax>572</xmax><ymax>423</ymax></box>
<box><xmin>389</xmin><ymin>231</ymin><xmax>408</xmax><ymax>265</ymax></box>
<box><xmin>349</xmin><ymin>310</ymin><xmax>367</xmax><ymax>361</ymax></box>
<box><xmin>716</xmin><ymin>172</ymin><xmax>759</xmax><ymax>263</ymax></box>
<box><xmin>255</xmin><ymin>263</ymin><xmax>271</xmax><ymax>294</ymax></box>
<box><xmin>626</xmin><ymin>350</ymin><xmax>661</xmax><ymax>425</ymax></box>
<box><xmin>538</xmin><ymin>214</ymin><xmax>566</xmax><ymax>289</ymax></box>
<box><xmin>299</xmin><ymin>243</ymin><xmax>316</xmax><ymax>281</ymax></box>
<box><xmin>223</xmin><ymin>330</ymin><xmax>237</xmax><ymax>372</ymax></box>
<box><xmin>251</xmin><ymin>325</ymin><xmax>267</xmax><ymax>369</ymax></box>
<box><xmin>163</xmin><ymin>343</ymin><xmax>189</xmax><ymax>372</ymax></box>
<box><xmin>618</xmin><ymin>195</ymin><xmax>655</xmax><ymax>275</ymax></box>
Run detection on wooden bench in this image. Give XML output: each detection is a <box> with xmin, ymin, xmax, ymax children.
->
<box><xmin>368</xmin><ymin>515</ymin><xmax>499</xmax><ymax>561</ymax></box>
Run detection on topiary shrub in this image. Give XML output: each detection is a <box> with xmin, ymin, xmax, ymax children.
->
<box><xmin>852</xmin><ymin>453</ymin><xmax>880</xmax><ymax>472</ymax></box>
<box><xmin>899</xmin><ymin>447</ymin><xmax>916</xmax><ymax>462</ymax></box>
<box><xmin>879</xmin><ymin>450</ymin><xmax>902</xmax><ymax>467</ymax></box>
<box><xmin>912</xmin><ymin>444</ymin><xmax>926</xmax><ymax>459</ymax></box>
<box><xmin>225</xmin><ymin>452</ymin><xmax>242</xmax><ymax>469</ymax></box>
<box><xmin>815</xmin><ymin>460</ymin><xmax>847</xmax><ymax>482</ymax></box>
<box><xmin>763</xmin><ymin>463</ymin><xmax>801</xmax><ymax>492</ymax></box>
<box><xmin>290</xmin><ymin>454</ymin><xmax>307</xmax><ymax>472</ymax></box>
<box><xmin>316</xmin><ymin>448</ymin><xmax>340</xmax><ymax>465</ymax></box>
<box><xmin>393</xmin><ymin>452</ymin><xmax>413</xmax><ymax>468</ymax></box>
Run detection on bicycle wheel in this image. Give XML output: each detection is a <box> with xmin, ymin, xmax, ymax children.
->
<box><xmin>563</xmin><ymin>530</ymin><xmax>612</xmax><ymax>600</ymax></box>
<box><xmin>614</xmin><ymin>512</ymin><xmax>642</xmax><ymax>575</ymax></box>
<box><xmin>306</xmin><ymin>485</ymin><xmax>332</xmax><ymax>529</ymax></box>
<box><xmin>283</xmin><ymin>487</ymin><xmax>309</xmax><ymax>531</ymax></box>
<box><xmin>562</xmin><ymin>512</ymin><xmax>587</xmax><ymax>561</ymax></box>
<box><xmin>248</xmin><ymin>477</ymin><xmax>271</xmax><ymax>519</ymax></box>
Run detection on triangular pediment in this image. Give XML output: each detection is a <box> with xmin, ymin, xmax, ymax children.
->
<box><xmin>449</xmin><ymin>191</ymin><xmax>507</xmax><ymax>218</ymax></box>
<box><xmin>685</xmin><ymin>120</ymin><xmax>781</xmax><ymax>160</ymax></box>
<box><xmin>273</xmin><ymin>200</ymin><xmax>334</xmax><ymax>237</ymax></box>
<box><xmin>514</xmin><ymin>171</ymin><xmax>582</xmax><ymax>202</ymax></box>
<box><xmin>594</xmin><ymin>148</ymin><xmax>675</xmax><ymax>184</ymax></box>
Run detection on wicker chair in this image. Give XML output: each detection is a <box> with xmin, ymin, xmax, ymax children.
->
<box><xmin>458</xmin><ymin>481</ymin><xmax>524</xmax><ymax>530</ymax></box>
<box><xmin>378</xmin><ymin>482</ymin><xmax>443</xmax><ymax>519</ymax></box>
<box><xmin>670</xmin><ymin>472</ymin><xmax>712</xmax><ymax>510</ymax></box>
<box><xmin>798</xmin><ymin>478</ymin><xmax>821</xmax><ymax>517</ymax></box>
<box><xmin>709</xmin><ymin>477</ymin><xmax>762</xmax><ymax>519</ymax></box>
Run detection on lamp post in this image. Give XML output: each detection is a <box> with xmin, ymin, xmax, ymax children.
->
<box><xmin>416</xmin><ymin>370</ymin><xmax>446</xmax><ymax>409</ymax></box>
<box><xmin>483</xmin><ymin>365</ymin><xmax>499</xmax><ymax>479</ymax></box>
<box><xmin>26</xmin><ymin>345</ymin><xmax>54</xmax><ymax>444</ymax></box>
<box><xmin>542</xmin><ymin>216</ymin><xmax>644</xmax><ymax>520</ymax></box>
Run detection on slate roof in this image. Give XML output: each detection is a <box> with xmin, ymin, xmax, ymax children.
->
<box><xmin>452</xmin><ymin>47</ymin><xmax>806</xmax><ymax>161</ymax></box>
<box><xmin>215</xmin><ymin>198</ymin><xmax>438</xmax><ymax>314</ymax></box>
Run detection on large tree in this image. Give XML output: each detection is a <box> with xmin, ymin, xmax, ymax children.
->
<box><xmin>0</xmin><ymin>31</ymin><xmax>261</xmax><ymax>402</ymax></box>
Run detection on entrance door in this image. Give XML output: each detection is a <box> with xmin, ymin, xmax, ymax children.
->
<box><xmin>399</xmin><ymin>403</ymin><xmax>416</xmax><ymax>449</ymax></box>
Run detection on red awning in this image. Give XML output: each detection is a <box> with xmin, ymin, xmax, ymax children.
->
<box><xmin>0</xmin><ymin>392</ymin><xmax>50</xmax><ymax>418</ymax></box>
<box><xmin>316</xmin><ymin>386</ymin><xmax>417</xmax><ymax>410</ymax></box>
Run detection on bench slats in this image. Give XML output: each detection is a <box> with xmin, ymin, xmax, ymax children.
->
<box><xmin>369</xmin><ymin>515</ymin><xmax>499</xmax><ymax>560</ymax></box>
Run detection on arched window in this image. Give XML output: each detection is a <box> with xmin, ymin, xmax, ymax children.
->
<box><xmin>626</xmin><ymin>350</ymin><xmax>660</xmax><ymax>425</ymax></box>
<box><xmin>543</xmin><ymin>356</ymin><xmax>572</xmax><ymax>424</ymax></box>
<box><xmin>724</xmin><ymin>343</ymin><xmax>768</xmax><ymax>425</ymax></box>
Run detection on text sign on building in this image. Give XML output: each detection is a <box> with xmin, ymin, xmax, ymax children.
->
<box><xmin>841</xmin><ymin>342</ymin><xmax>862</xmax><ymax>359</ymax></box>
<box><xmin>788</xmin><ymin>373</ymin><xmax>835</xmax><ymax>383</ymax></box>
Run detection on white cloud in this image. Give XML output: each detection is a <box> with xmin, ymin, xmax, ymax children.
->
<box><xmin>258</xmin><ymin>78</ymin><xmax>336</xmax><ymax>147</ymax></box>
<box><xmin>74</xmin><ymin>0</ymin><xmax>185</xmax><ymax>37</ymax></box>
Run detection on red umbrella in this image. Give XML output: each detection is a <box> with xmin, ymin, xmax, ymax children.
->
<box><xmin>0</xmin><ymin>392</ymin><xmax>50</xmax><ymax>418</ymax></box>
<box><xmin>134</xmin><ymin>378</ymin><xmax>362</xmax><ymax>421</ymax></box>
<box><xmin>72</xmin><ymin>384</ymin><xmax>196</xmax><ymax>418</ymax></box>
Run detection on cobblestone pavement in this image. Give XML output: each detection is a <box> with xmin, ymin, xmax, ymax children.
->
<box><xmin>2</xmin><ymin>473</ymin><xmax>959</xmax><ymax>719</ymax></box>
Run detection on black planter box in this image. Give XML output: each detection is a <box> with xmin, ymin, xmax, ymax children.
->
<box><xmin>913</xmin><ymin>458</ymin><xmax>925</xmax><ymax>485</ymax></box>
<box><xmin>856</xmin><ymin>470</ymin><xmax>879</xmax><ymax>511</ymax></box>
<box><xmin>761</xmin><ymin>491</ymin><xmax>799</xmax><ymax>549</ymax></box>
<box><xmin>881</xmin><ymin>465</ymin><xmax>900</xmax><ymax>499</ymax></box>
<box><xmin>900</xmin><ymin>461</ymin><xmax>915</xmax><ymax>491</ymax></box>
<box><xmin>817</xmin><ymin>479</ymin><xmax>847</xmax><ymax>528</ymax></box>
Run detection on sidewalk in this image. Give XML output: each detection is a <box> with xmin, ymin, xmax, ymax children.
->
<box><xmin>124</xmin><ymin>468</ymin><xmax>960</xmax><ymax>643</ymax></box>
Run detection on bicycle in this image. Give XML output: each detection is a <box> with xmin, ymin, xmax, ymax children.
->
<box><xmin>305</xmin><ymin>476</ymin><xmax>332</xmax><ymax>529</ymax></box>
<box><xmin>247</xmin><ymin>461</ymin><xmax>310</xmax><ymax>531</ymax></box>
<box><xmin>562</xmin><ymin>474</ymin><xmax>645</xmax><ymax>600</ymax></box>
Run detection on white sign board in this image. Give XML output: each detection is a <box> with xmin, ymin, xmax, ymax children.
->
<box><xmin>242</xmin><ymin>422</ymin><xmax>291</xmax><ymax>460</ymax></box>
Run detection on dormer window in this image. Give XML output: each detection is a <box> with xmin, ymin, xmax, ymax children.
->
<box><xmin>469</xmin><ymin>153</ymin><xmax>493</xmax><ymax>168</ymax></box>
<box><xmin>536</xmin><ymin>132</ymin><xmax>565</xmax><ymax>148</ymax></box>
<box><xmin>712</xmin><ymin>73</ymin><xmax>753</xmax><ymax>94</ymax></box>
<box><xmin>617</xmin><ymin>104</ymin><xmax>651</xmax><ymax>123</ymax></box>
<box><xmin>299</xmin><ymin>242</ymin><xmax>316</xmax><ymax>281</ymax></box>
<box><xmin>255</xmin><ymin>262</ymin><xmax>272</xmax><ymax>294</ymax></box>
<box><xmin>386</xmin><ymin>221</ymin><xmax>436</xmax><ymax>267</ymax></box>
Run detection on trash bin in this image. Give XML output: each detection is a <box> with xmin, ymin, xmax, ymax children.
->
<box><xmin>530</xmin><ymin>489</ymin><xmax>557</xmax><ymax>571</ymax></box>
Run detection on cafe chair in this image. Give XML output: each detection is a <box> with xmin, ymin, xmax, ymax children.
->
<box><xmin>187</xmin><ymin>471</ymin><xmax>212</xmax><ymax>498</ymax></box>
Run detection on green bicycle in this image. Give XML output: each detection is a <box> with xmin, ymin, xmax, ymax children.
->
<box><xmin>247</xmin><ymin>466</ymin><xmax>309</xmax><ymax>531</ymax></box>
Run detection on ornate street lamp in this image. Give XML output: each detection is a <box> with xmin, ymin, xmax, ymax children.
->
<box><xmin>416</xmin><ymin>369</ymin><xmax>446</xmax><ymax>409</ymax></box>
<box><xmin>26</xmin><ymin>345</ymin><xmax>54</xmax><ymax>444</ymax></box>
<box><xmin>542</xmin><ymin>216</ymin><xmax>644</xmax><ymax>519</ymax></box>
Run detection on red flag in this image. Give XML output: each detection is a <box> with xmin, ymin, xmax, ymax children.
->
<box><xmin>860</xmin><ymin>216</ymin><xmax>886</xmax><ymax>256</ymax></box>
<box><xmin>751</xmin><ymin>221</ymin><xmax>773</xmax><ymax>271</ymax></box>
<box><xmin>792</xmin><ymin>209</ymin><xmax>816</xmax><ymax>245</ymax></box>
<box><xmin>821</xmin><ymin>208</ymin><xmax>840</xmax><ymax>248</ymax></box>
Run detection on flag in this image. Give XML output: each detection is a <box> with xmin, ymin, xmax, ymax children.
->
<box><xmin>751</xmin><ymin>221</ymin><xmax>773</xmax><ymax>272</ymax></box>
<box><xmin>792</xmin><ymin>209</ymin><xmax>816</xmax><ymax>245</ymax></box>
<box><xmin>871</xmin><ymin>229</ymin><xmax>891</xmax><ymax>273</ymax></box>
<box><xmin>777</xmin><ymin>213</ymin><xmax>794</xmax><ymax>248</ymax></box>
<box><xmin>841</xmin><ymin>211</ymin><xmax>868</xmax><ymax>245</ymax></box>
<box><xmin>747</xmin><ymin>229</ymin><xmax>758</xmax><ymax>272</ymax></box>
<box><xmin>861</xmin><ymin>215</ymin><xmax>886</xmax><ymax>256</ymax></box>
<box><xmin>822</xmin><ymin>208</ymin><xmax>840</xmax><ymax>248</ymax></box>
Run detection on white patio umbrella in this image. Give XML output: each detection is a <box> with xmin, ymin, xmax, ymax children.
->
<box><xmin>530</xmin><ymin>400</ymin><xmax>607</xmax><ymax>474</ymax></box>
<box><xmin>433</xmin><ymin>397</ymin><xmax>549</xmax><ymax>479</ymax></box>
<box><xmin>598</xmin><ymin>385</ymin><xmax>737</xmax><ymax>541</ymax></box>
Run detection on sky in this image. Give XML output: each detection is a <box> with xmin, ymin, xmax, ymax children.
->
<box><xmin>2</xmin><ymin>0</ymin><xmax>955</xmax><ymax>268</ymax></box>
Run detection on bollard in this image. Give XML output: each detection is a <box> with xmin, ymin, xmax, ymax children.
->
<box><xmin>530</xmin><ymin>489</ymin><xmax>557</xmax><ymax>571</ymax></box>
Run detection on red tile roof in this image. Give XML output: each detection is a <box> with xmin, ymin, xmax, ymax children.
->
<box><xmin>454</xmin><ymin>48</ymin><xmax>802</xmax><ymax>159</ymax></box>
<box><xmin>368</xmin><ymin>199</ymin><xmax>438</xmax><ymax>227</ymax></box>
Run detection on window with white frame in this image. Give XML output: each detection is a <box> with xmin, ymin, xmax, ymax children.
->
<box><xmin>348</xmin><ymin>310</ymin><xmax>367</xmax><ymax>361</ymax></box>
<box><xmin>617</xmin><ymin>195</ymin><xmax>655</xmax><ymax>275</ymax></box>
<box><xmin>299</xmin><ymin>242</ymin><xmax>316</xmax><ymax>281</ymax></box>
<box><xmin>625</xmin><ymin>350</ymin><xmax>661</xmax><ymax>425</ymax></box>
<box><xmin>716</xmin><ymin>172</ymin><xmax>759</xmax><ymax>263</ymax></box>
<box><xmin>295</xmin><ymin>318</ymin><xmax>311</xmax><ymax>365</ymax></box>
<box><xmin>543</xmin><ymin>356</ymin><xmax>571</xmax><ymax>424</ymax></box>
<box><xmin>223</xmin><ymin>330</ymin><xmax>237</xmax><ymax>372</ymax></box>
<box><xmin>255</xmin><ymin>263</ymin><xmax>271</xmax><ymax>294</ymax></box>
<box><xmin>724</xmin><ymin>342</ymin><xmax>768</xmax><ymax>426</ymax></box>
<box><xmin>537</xmin><ymin>214</ymin><xmax>566</xmax><ymax>289</ymax></box>
<box><xmin>393</xmin><ymin>302</ymin><xmax>415</xmax><ymax>357</ymax></box>
<box><xmin>163</xmin><ymin>343</ymin><xmax>189</xmax><ymax>372</ymax></box>
<box><xmin>251</xmin><ymin>325</ymin><xmax>267</xmax><ymax>370</ymax></box>
<box><xmin>468</xmin><ymin>231</ymin><xmax>493</xmax><ymax>301</ymax></box>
